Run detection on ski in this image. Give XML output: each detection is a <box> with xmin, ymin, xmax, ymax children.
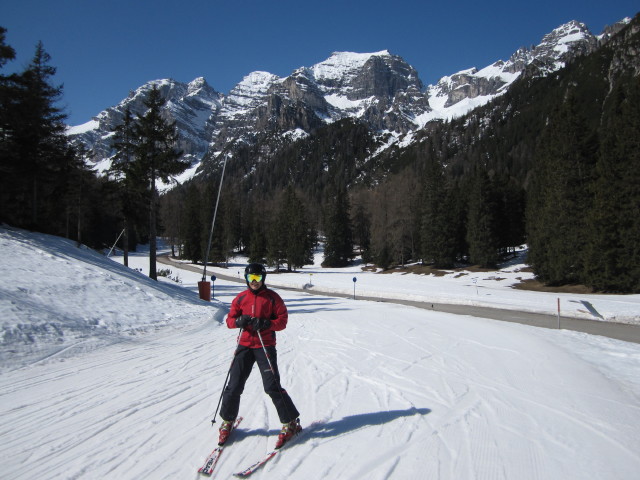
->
<box><xmin>233</xmin><ymin>449</ymin><xmax>279</xmax><ymax>478</ymax></box>
<box><xmin>198</xmin><ymin>416</ymin><xmax>243</xmax><ymax>476</ymax></box>
<box><xmin>233</xmin><ymin>420</ymin><xmax>324</xmax><ymax>478</ymax></box>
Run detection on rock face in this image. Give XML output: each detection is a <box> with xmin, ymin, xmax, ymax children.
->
<box><xmin>67</xmin><ymin>18</ymin><xmax>627</xmax><ymax>178</ymax></box>
<box><xmin>248</xmin><ymin>51</ymin><xmax>427</xmax><ymax>136</ymax></box>
<box><xmin>69</xmin><ymin>77</ymin><xmax>223</xmax><ymax>166</ymax></box>
<box><xmin>429</xmin><ymin>21</ymin><xmax>601</xmax><ymax>110</ymax></box>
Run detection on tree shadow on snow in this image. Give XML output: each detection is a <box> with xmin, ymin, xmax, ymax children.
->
<box><xmin>235</xmin><ymin>407</ymin><xmax>431</xmax><ymax>442</ymax></box>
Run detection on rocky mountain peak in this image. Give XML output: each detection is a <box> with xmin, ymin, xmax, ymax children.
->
<box><xmin>186</xmin><ymin>76</ymin><xmax>211</xmax><ymax>96</ymax></box>
<box><xmin>70</xmin><ymin>78</ymin><xmax>223</xmax><ymax>167</ymax></box>
<box><xmin>598</xmin><ymin>17</ymin><xmax>632</xmax><ymax>44</ymax></box>
<box><xmin>529</xmin><ymin>20</ymin><xmax>597</xmax><ymax>73</ymax></box>
<box><xmin>308</xmin><ymin>50</ymin><xmax>422</xmax><ymax>100</ymax></box>
<box><xmin>67</xmin><ymin>16</ymin><xmax>629</xmax><ymax>184</ymax></box>
<box><xmin>427</xmin><ymin>19</ymin><xmax>600</xmax><ymax>112</ymax></box>
<box><xmin>311</xmin><ymin>51</ymin><xmax>391</xmax><ymax>83</ymax></box>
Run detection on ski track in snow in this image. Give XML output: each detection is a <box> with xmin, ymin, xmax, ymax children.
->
<box><xmin>1</xmin><ymin>230</ymin><xmax>640</xmax><ymax>479</ymax></box>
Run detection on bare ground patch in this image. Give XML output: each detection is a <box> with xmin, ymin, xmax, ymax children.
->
<box><xmin>512</xmin><ymin>278</ymin><xmax>595</xmax><ymax>294</ymax></box>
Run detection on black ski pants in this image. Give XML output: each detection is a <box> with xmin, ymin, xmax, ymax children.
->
<box><xmin>220</xmin><ymin>345</ymin><xmax>299</xmax><ymax>424</ymax></box>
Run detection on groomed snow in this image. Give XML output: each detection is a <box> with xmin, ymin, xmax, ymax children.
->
<box><xmin>1</xmin><ymin>226</ymin><xmax>639</xmax><ymax>479</ymax></box>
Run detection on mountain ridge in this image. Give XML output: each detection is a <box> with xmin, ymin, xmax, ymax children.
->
<box><xmin>67</xmin><ymin>16</ymin><xmax>631</xmax><ymax>186</ymax></box>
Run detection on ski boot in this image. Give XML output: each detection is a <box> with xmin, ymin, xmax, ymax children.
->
<box><xmin>275</xmin><ymin>418</ymin><xmax>302</xmax><ymax>449</ymax></box>
<box><xmin>218</xmin><ymin>419</ymin><xmax>234</xmax><ymax>445</ymax></box>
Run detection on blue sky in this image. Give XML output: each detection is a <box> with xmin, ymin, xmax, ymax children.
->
<box><xmin>2</xmin><ymin>0</ymin><xmax>637</xmax><ymax>126</ymax></box>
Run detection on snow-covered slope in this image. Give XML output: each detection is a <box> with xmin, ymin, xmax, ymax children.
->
<box><xmin>0</xmin><ymin>226</ymin><xmax>213</xmax><ymax>369</ymax></box>
<box><xmin>222</xmin><ymin>71</ymin><xmax>281</xmax><ymax>115</ymax></box>
<box><xmin>1</xmin><ymin>226</ymin><xmax>640</xmax><ymax>479</ymax></box>
<box><xmin>311</xmin><ymin>50</ymin><xmax>391</xmax><ymax>83</ymax></box>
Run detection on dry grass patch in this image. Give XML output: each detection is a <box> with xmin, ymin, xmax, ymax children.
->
<box><xmin>513</xmin><ymin>278</ymin><xmax>594</xmax><ymax>294</ymax></box>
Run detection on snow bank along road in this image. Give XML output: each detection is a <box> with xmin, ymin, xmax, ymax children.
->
<box><xmin>159</xmin><ymin>256</ymin><xmax>640</xmax><ymax>344</ymax></box>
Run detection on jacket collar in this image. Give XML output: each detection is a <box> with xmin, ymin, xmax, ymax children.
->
<box><xmin>248</xmin><ymin>284</ymin><xmax>267</xmax><ymax>295</ymax></box>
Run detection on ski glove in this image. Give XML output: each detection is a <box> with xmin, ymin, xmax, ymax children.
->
<box><xmin>235</xmin><ymin>315</ymin><xmax>252</xmax><ymax>328</ymax></box>
<box><xmin>251</xmin><ymin>317</ymin><xmax>271</xmax><ymax>331</ymax></box>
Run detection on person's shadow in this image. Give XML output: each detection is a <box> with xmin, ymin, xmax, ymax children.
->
<box><xmin>235</xmin><ymin>407</ymin><xmax>431</xmax><ymax>442</ymax></box>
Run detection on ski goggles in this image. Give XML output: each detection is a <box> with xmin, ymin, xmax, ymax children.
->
<box><xmin>246</xmin><ymin>273</ymin><xmax>264</xmax><ymax>283</ymax></box>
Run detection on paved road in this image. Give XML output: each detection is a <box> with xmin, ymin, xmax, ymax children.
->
<box><xmin>158</xmin><ymin>256</ymin><xmax>640</xmax><ymax>344</ymax></box>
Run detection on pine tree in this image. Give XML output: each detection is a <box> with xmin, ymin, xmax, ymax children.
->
<box><xmin>496</xmin><ymin>177</ymin><xmax>526</xmax><ymax>256</ymax></box>
<box><xmin>322</xmin><ymin>186</ymin><xmax>353</xmax><ymax>267</ymax></box>
<box><xmin>266</xmin><ymin>206</ymin><xmax>288</xmax><ymax>271</ymax></box>
<box><xmin>280</xmin><ymin>185</ymin><xmax>313</xmax><ymax>271</ymax></box>
<box><xmin>183</xmin><ymin>183</ymin><xmax>204</xmax><ymax>263</ymax></box>
<box><xmin>1</xmin><ymin>41</ymin><xmax>74</xmax><ymax>231</ymax></box>
<box><xmin>377</xmin><ymin>242</ymin><xmax>393</xmax><ymax>270</ymax></box>
<box><xmin>352</xmin><ymin>202</ymin><xmax>372</xmax><ymax>263</ymax></box>
<box><xmin>218</xmin><ymin>189</ymin><xmax>241</xmax><ymax>264</ymax></box>
<box><xmin>466</xmin><ymin>170</ymin><xmax>499</xmax><ymax>268</ymax></box>
<box><xmin>0</xmin><ymin>29</ymin><xmax>19</xmax><ymax>224</ymax></box>
<box><xmin>159</xmin><ymin>186</ymin><xmax>186</xmax><ymax>258</ymax></box>
<box><xmin>368</xmin><ymin>185</ymin><xmax>393</xmax><ymax>269</ymax></box>
<box><xmin>585</xmin><ymin>79</ymin><xmax>640</xmax><ymax>291</ymax></box>
<box><xmin>23</xmin><ymin>42</ymin><xmax>70</xmax><ymax>228</ymax></box>
<box><xmin>0</xmin><ymin>27</ymin><xmax>16</xmax><ymax>174</ymax></box>
<box><xmin>201</xmin><ymin>178</ymin><xmax>226</xmax><ymax>264</ymax></box>
<box><xmin>110</xmin><ymin>107</ymin><xmax>146</xmax><ymax>266</ymax></box>
<box><xmin>0</xmin><ymin>27</ymin><xmax>15</xmax><ymax>68</ymax></box>
<box><xmin>63</xmin><ymin>143</ymin><xmax>95</xmax><ymax>246</ymax></box>
<box><xmin>526</xmin><ymin>91</ymin><xmax>597</xmax><ymax>284</ymax></box>
<box><xmin>421</xmin><ymin>153</ymin><xmax>459</xmax><ymax>268</ymax></box>
<box><xmin>385</xmin><ymin>170</ymin><xmax>420</xmax><ymax>267</ymax></box>
<box><xmin>248</xmin><ymin>206</ymin><xmax>267</xmax><ymax>264</ymax></box>
<box><xmin>135</xmin><ymin>84</ymin><xmax>188</xmax><ymax>279</ymax></box>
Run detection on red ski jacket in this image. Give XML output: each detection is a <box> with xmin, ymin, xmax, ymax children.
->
<box><xmin>226</xmin><ymin>286</ymin><xmax>288</xmax><ymax>348</ymax></box>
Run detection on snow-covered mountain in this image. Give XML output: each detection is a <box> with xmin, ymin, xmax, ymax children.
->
<box><xmin>67</xmin><ymin>18</ymin><xmax>630</xmax><ymax>183</ymax></box>
<box><xmin>68</xmin><ymin>77</ymin><xmax>223</xmax><ymax>175</ymax></box>
<box><xmin>422</xmin><ymin>20</ymin><xmax>606</xmax><ymax>122</ymax></box>
<box><xmin>204</xmin><ymin>50</ymin><xmax>427</xmax><ymax>154</ymax></box>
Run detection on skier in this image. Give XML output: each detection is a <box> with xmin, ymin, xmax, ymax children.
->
<box><xmin>218</xmin><ymin>263</ymin><xmax>301</xmax><ymax>448</ymax></box>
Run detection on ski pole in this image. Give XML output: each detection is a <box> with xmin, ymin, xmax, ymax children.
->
<box><xmin>210</xmin><ymin>328</ymin><xmax>243</xmax><ymax>426</ymax></box>
<box><xmin>256</xmin><ymin>329</ymin><xmax>296</xmax><ymax>423</ymax></box>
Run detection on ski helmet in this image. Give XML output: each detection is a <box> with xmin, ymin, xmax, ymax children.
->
<box><xmin>244</xmin><ymin>263</ymin><xmax>267</xmax><ymax>285</ymax></box>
